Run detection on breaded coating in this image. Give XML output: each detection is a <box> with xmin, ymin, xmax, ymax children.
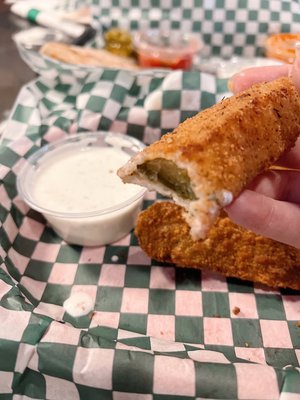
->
<box><xmin>119</xmin><ymin>77</ymin><xmax>300</xmax><ymax>239</ymax></box>
<box><xmin>135</xmin><ymin>202</ymin><xmax>300</xmax><ymax>290</ymax></box>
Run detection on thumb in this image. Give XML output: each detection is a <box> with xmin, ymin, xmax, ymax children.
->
<box><xmin>228</xmin><ymin>65</ymin><xmax>289</xmax><ymax>94</ymax></box>
<box><xmin>225</xmin><ymin>190</ymin><xmax>300</xmax><ymax>249</ymax></box>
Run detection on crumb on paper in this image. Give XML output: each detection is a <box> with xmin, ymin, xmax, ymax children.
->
<box><xmin>245</xmin><ymin>342</ymin><xmax>249</xmax><ymax>347</ymax></box>
<box><xmin>232</xmin><ymin>306</ymin><xmax>241</xmax><ymax>315</ymax></box>
<box><xmin>63</xmin><ymin>292</ymin><xmax>94</xmax><ymax>318</ymax></box>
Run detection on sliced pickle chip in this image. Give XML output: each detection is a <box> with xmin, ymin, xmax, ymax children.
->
<box><xmin>137</xmin><ymin>158</ymin><xmax>196</xmax><ymax>200</ymax></box>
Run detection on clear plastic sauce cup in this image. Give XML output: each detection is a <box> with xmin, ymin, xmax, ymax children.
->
<box><xmin>17</xmin><ymin>132</ymin><xmax>146</xmax><ymax>246</ymax></box>
<box><xmin>134</xmin><ymin>30</ymin><xmax>203</xmax><ymax>70</ymax></box>
<box><xmin>265</xmin><ymin>33</ymin><xmax>300</xmax><ymax>64</ymax></box>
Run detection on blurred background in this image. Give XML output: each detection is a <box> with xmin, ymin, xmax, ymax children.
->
<box><xmin>0</xmin><ymin>1</ymin><xmax>34</xmax><ymax>123</ymax></box>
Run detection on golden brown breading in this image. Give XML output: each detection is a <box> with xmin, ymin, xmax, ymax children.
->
<box><xmin>120</xmin><ymin>77</ymin><xmax>300</xmax><ymax>239</ymax></box>
<box><xmin>135</xmin><ymin>202</ymin><xmax>300</xmax><ymax>290</ymax></box>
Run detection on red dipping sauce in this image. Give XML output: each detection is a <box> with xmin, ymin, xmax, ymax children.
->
<box><xmin>134</xmin><ymin>30</ymin><xmax>203</xmax><ymax>70</ymax></box>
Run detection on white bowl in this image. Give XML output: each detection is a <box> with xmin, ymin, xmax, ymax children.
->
<box><xmin>17</xmin><ymin>131</ymin><xmax>146</xmax><ymax>246</ymax></box>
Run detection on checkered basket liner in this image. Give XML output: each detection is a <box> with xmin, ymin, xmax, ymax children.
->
<box><xmin>1</xmin><ymin>68</ymin><xmax>300</xmax><ymax>399</ymax></box>
<box><xmin>92</xmin><ymin>0</ymin><xmax>300</xmax><ymax>58</ymax></box>
<box><xmin>16</xmin><ymin>0</ymin><xmax>300</xmax><ymax>82</ymax></box>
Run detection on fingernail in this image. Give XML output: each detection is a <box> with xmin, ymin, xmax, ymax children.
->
<box><xmin>295</xmin><ymin>42</ymin><xmax>300</xmax><ymax>68</ymax></box>
<box><xmin>227</xmin><ymin>79</ymin><xmax>234</xmax><ymax>92</ymax></box>
<box><xmin>290</xmin><ymin>42</ymin><xmax>300</xmax><ymax>93</ymax></box>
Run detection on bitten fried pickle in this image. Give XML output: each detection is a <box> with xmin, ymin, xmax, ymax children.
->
<box><xmin>135</xmin><ymin>202</ymin><xmax>300</xmax><ymax>290</ymax></box>
<box><xmin>119</xmin><ymin>77</ymin><xmax>300</xmax><ymax>239</ymax></box>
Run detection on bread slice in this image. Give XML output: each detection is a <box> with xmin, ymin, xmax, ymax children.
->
<box><xmin>40</xmin><ymin>42</ymin><xmax>139</xmax><ymax>70</ymax></box>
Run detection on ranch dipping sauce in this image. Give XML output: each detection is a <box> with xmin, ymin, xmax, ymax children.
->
<box><xmin>17</xmin><ymin>132</ymin><xmax>146</xmax><ymax>246</ymax></box>
<box><xmin>33</xmin><ymin>146</ymin><xmax>141</xmax><ymax>213</ymax></box>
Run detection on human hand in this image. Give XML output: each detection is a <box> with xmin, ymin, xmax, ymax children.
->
<box><xmin>225</xmin><ymin>63</ymin><xmax>300</xmax><ymax>249</ymax></box>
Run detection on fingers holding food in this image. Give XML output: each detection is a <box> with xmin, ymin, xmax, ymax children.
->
<box><xmin>119</xmin><ymin>77</ymin><xmax>300</xmax><ymax>239</ymax></box>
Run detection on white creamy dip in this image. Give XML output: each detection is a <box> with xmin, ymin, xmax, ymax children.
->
<box><xmin>17</xmin><ymin>132</ymin><xmax>146</xmax><ymax>246</ymax></box>
<box><xmin>33</xmin><ymin>146</ymin><xmax>141</xmax><ymax>213</ymax></box>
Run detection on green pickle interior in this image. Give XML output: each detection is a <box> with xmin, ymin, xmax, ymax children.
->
<box><xmin>137</xmin><ymin>158</ymin><xmax>196</xmax><ymax>200</ymax></box>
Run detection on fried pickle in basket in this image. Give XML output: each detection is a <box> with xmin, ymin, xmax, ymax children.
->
<box><xmin>135</xmin><ymin>202</ymin><xmax>300</xmax><ymax>290</ymax></box>
<box><xmin>119</xmin><ymin>77</ymin><xmax>300</xmax><ymax>240</ymax></box>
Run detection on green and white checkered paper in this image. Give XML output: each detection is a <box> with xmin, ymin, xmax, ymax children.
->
<box><xmin>1</xmin><ymin>67</ymin><xmax>300</xmax><ymax>399</ymax></box>
<box><xmin>16</xmin><ymin>0</ymin><xmax>300</xmax><ymax>84</ymax></box>
<box><xmin>91</xmin><ymin>0</ymin><xmax>300</xmax><ymax>58</ymax></box>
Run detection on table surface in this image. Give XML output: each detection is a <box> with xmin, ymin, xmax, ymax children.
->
<box><xmin>0</xmin><ymin>2</ymin><xmax>35</xmax><ymax>121</ymax></box>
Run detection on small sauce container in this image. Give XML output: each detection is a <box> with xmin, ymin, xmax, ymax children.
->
<box><xmin>17</xmin><ymin>132</ymin><xmax>146</xmax><ymax>246</ymax></box>
<box><xmin>265</xmin><ymin>33</ymin><xmax>300</xmax><ymax>64</ymax></box>
<box><xmin>134</xmin><ymin>30</ymin><xmax>202</xmax><ymax>70</ymax></box>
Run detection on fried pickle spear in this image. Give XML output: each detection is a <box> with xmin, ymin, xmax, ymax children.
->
<box><xmin>135</xmin><ymin>202</ymin><xmax>300</xmax><ymax>290</ymax></box>
<box><xmin>119</xmin><ymin>77</ymin><xmax>300</xmax><ymax>239</ymax></box>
